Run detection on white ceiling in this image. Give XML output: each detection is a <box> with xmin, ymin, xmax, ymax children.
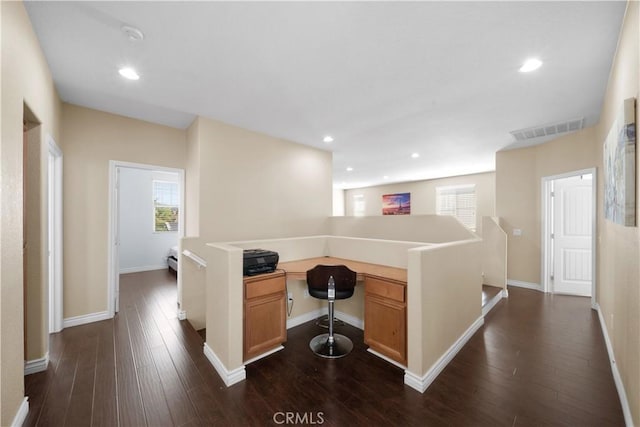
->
<box><xmin>25</xmin><ymin>1</ymin><xmax>626</xmax><ymax>189</ymax></box>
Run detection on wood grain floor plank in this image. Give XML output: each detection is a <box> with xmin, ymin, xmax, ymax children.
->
<box><xmin>90</xmin><ymin>320</ymin><xmax>118</xmax><ymax>427</ymax></box>
<box><xmin>113</xmin><ymin>312</ymin><xmax>146</xmax><ymax>426</ymax></box>
<box><xmin>23</xmin><ymin>272</ymin><xmax>624</xmax><ymax>427</ymax></box>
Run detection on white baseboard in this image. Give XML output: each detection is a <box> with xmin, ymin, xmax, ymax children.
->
<box><xmin>404</xmin><ymin>316</ymin><xmax>484</xmax><ymax>393</ymax></box>
<box><xmin>63</xmin><ymin>311</ymin><xmax>111</xmax><ymax>328</ymax></box>
<box><xmin>286</xmin><ymin>308</ymin><xmax>365</xmax><ymax>330</ymax></box>
<box><xmin>286</xmin><ymin>308</ymin><xmax>325</xmax><ymax>329</ymax></box>
<box><xmin>595</xmin><ymin>304</ymin><xmax>633</xmax><ymax>426</ymax></box>
<box><xmin>119</xmin><ymin>264</ymin><xmax>167</xmax><ymax>274</ymax></box>
<box><xmin>203</xmin><ymin>343</ymin><xmax>246</xmax><ymax>387</ymax></box>
<box><xmin>24</xmin><ymin>352</ymin><xmax>49</xmax><ymax>375</ymax></box>
<box><xmin>335</xmin><ymin>310</ymin><xmax>364</xmax><ymax>330</ymax></box>
<box><xmin>482</xmin><ymin>290</ymin><xmax>505</xmax><ymax>317</ymax></box>
<box><xmin>507</xmin><ymin>279</ymin><xmax>543</xmax><ymax>292</ymax></box>
<box><xmin>11</xmin><ymin>397</ymin><xmax>29</xmax><ymax>427</ymax></box>
<box><xmin>503</xmin><ymin>288</ymin><xmax>509</xmax><ymax>298</ymax></box>
<box><xmin>177</xmin><ymin>309</ymin><xmax>187</xmax><ymax>320</ymax></box>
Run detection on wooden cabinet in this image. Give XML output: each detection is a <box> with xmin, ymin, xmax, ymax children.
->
<box><xmin>243</xmin><ymin>272</ymin><xmax>287</xmax><ymax>361</ymax></box>
<box><xmin>364</xmin><ymin>276</ymin><xmax>407</xmax><ymax>366</ymax></box>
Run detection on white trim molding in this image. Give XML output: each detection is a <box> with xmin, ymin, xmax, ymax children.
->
<box><xmin>119</xmin><ymin>265</ymin><xmax>168</xmax><ymax>274</ymax></box>
<box><xmin>507</xmin><ymin>279</ymin><xmax>543</xmax><ymax>292</ymax></box>
<box><xmin>404</xmin><ymin>316</ymin><xmax>484</xmax><ymax>393</ymax></box>
<box><xmin>24</xmin><ymin>352</ymin><xmax>49</xmax><ymax>375</ymax></box>
<box><xmin>108</xmin><ymin>161</ymin><xmax>186</xmax><ymax>318</ymax></box>
<box><xmin>482</xmin><ymin>290</ymin><xmax>504</xmax><ymax>317</ymax></box>
<box><xmin>11</xmin><ymin>397</ymin><xmax>29</xmax><ymax>427</ymax></box>
<box><xmin>286</xmin><ymin>308</ymin><xmax>325</xmax><ymax>330</ymax></box>
<box><xmin>203</xmin><ymin>343</ymin><xmax>246</xmax><ymax>387</ymax></box>
<box><xmin>47</xmin><ymin>134</ymin><xmax>64</xmax><ymax>334</ymax></box>
<box><xmin>63</xmin><ymin>311</ymin><xmax>111</xmax><ymax>328</ymax></box>
<box><xmin>335</xmin><ymin>310</ymin><xmax>364</xmax><ymax>330</ymax></box>
<box><xmin>540</xmin><ymin>168</ymin><xmax>597</xmax><ymax>306</ymax></box>
<box><xmin>595</xmin><ymin>304</ymin><xmax>633</xmax><ymax>426</ymax></box>
<box><xmin>286</xmin><ymin>308</ymin><xmax>365</xmax><ymax>331</ymax></box>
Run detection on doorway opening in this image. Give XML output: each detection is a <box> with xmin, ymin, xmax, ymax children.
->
<box><xmin>542</xmin><ymin>168</ymin><xmax>596</xmax><ymax>307</ymax></box>
<box><xmin>108</xmin><ymin>161</ymin><xmax>185</xmax><ymax>317</ymax></box>
<box><xmin>23</xmin><ymin>104</ymin><xmax>62</xmax><ymax>375</ymax></box>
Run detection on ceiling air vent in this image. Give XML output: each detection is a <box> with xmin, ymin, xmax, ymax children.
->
<box><xmin>510</xmin><ymin>118</ymin><xmax>584</xmax><ymax>141</ymax></box>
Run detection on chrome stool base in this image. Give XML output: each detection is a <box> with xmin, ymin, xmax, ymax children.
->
<box><xmin>309</xmin><ymin>333</ymin><xmax>353</xmax><ymax>358</ymax></box>
<box><xmin>315</xmin><ymin>315</ymin><xmax>345</xmax><ymax>329</ymax></box>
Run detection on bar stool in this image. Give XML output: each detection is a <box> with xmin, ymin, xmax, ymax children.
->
<box><xmin>306</xmin><ymin>264</ymin><xmax>356</xmax><ymax>358</ymax></box>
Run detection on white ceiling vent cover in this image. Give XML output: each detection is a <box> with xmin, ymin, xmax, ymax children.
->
<box><xmin>510</xmin><ymin>118</ymin><xmax>584</xmax><ymax>141</ymax></box>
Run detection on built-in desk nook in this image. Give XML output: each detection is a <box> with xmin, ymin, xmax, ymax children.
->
<box><xmin>184</xmin><ymin>215</ymin><xmax>507</xmax><ymax>393</ymax></box>
<box><xmin>278</xmin><ymin>256</ymin><xmax>407</xmax><ymax>365</ymax></box>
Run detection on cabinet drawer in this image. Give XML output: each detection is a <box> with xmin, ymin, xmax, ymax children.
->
<box><xmin>365</xmin><ymin>277</ymin><xmax>405</xmax><ymax>303</ymax></box>
<box><xmin>245</xmin><ymin>274</ymin><xmax>285</xmax><ymax>300</ymax></box>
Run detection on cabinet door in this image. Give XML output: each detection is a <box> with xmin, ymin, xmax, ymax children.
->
<box><xmin>244</xmin><ymin>292</ymin><xmax>286</xmax><ymax>361</ymax></box>
<box><xmin>364</xmin><ymin>294</ymin><xmax>407</xmax><ymax>366</ymax></box>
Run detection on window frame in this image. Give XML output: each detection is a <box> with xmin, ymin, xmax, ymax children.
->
<box><xmin>435</xmin><ymin>184</ymin><xmax>477</xmax><ymax>232</ymax></box>
<box><xmin>152</xmin><ymin>179</ymin><xmax>180</xmax><ymax>233</ymax></box>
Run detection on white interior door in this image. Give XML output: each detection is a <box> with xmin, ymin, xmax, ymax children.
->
<box><xmin>552</xmin><ymin>174</ymin><xmax>593</xmax><ymax>296</ymax></box>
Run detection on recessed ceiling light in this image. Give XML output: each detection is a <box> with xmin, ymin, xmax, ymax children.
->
<box><xmin>346</xmin><ymin>167</ymin><xmax>353</xmax><ymax>172</ymax></box>
<box><xmin>118</xmin><ymin>67</ymin><xmax>140</xmax><ymax>80</ymax></box>
<box><xmin>411</xmin><ymin>153</ymin><xmax>420</xmax><ymax>159</ymax></box>
<box><xmin>383</xmin><ymin>175</ymin><xmax>389</xmax><ymax>180</ymax></box>
<box><xmin>323</xmin><ymin>135</ymin><xmax>334</xmax><ymax>143</ymax></box>
<box><xmin>519</xmin><ymin>58</ymin><xmax>542</xmax><ymax>73</ymax></box>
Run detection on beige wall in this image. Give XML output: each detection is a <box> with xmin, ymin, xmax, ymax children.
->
<box><xmin>344</xmin><ymin>172</ymin><xmax>495</xmax><ymax>235</ymax></box>
<box><xmin>496</xmin><ymin>127</ymin><xmax>598</xmax><ymax>285</ymax></box>
<box><xmin>185</xmin><ymin>119</ymin><xmax>200</xmax><ymax>237</ymax></box>
<box><xmin>329</xmin><ymin>214</ymin><xmax>475</xmax><ymax>244</ymax></box>
<box><xmin>481</xmin><ymin>216</ymin><xmax>507</xmax><ymax>289</ymax></box>
<box><xmin>205</xmin><ymin>244</ymin><xmax>244</xmax><ymax>370</ymax></box>
<box><xmin>406</xmin><ymin>240</ymin><xmax>482</xmax><ymax>377</ymax></box>
<box><xmin>1</xmin><ymin>1</ymin><xmax>62</xmax><ymax>424</ymax></box>
<box><xmin>61</xmin><ymin>104</ymin><xmax>186</xmax><ymax>318</ymax></box>
<box><xmin>195</xmin><ymin>116</ymin><xmax>332</xmax><ymax>241</ymax></box>
<box><xmin>594</xmin><ymin>1</ymin><xmax>639</xmax><ymax>423</ymax></box>
<box><xmin>180</xmin><ymin>117</ymin><xmax>332</xmax><ymax>332</ymax></box>
<box><xmin>496</xmin><ymin>2</ymin><xmax>639</xmax><ymax>422</ymax></box>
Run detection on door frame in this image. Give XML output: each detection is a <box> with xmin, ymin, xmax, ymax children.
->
<box><xmin>47</xmin><ymin>135</ymin><xmax>63</xmax><ymax>333</ymax></box>
<box><xmin>107</xmin><ymin>160</ymin><xmax>185</xmax><ymax>317</ymax></box>
<box><xmin>541</xmin><ymin>167</ymin><xmax>597</xmax><ymax>308</ymax></box>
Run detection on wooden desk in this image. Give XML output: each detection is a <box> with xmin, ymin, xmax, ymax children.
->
<box><xmin>278</xmin><ymin>256</ymin><xmax>407</xmax><ymax>284</ymax></box>
<box><xmin>278</xmin><ymin>256</ymin><xmax>408</xmax><ymax>365</ymax></box>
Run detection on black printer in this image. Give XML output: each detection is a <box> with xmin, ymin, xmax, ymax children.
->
<box><xmin>243</xmin><ymin>249</ymin><xmax>279</xmax><ymax>276</ymax></box>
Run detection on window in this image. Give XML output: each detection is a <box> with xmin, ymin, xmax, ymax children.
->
<box><xmin>353</xmin><ymin>194</ymin><xmax>366</xmax><ymax>217</ymax></box>
<box><xmin>153</xmin><ymin>180</ymin><xmax>179</xmax><ymax>232</ymax></box>
<box><xmin>436</xmin><ymin>184</ymin><xmax>476</xmax><ymax>231</ymax></box>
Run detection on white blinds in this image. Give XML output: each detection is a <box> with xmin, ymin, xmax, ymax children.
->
<box><xmin>153</xmin><ymin>180</ymin><xmax>179</xmax><ymax>207</ymax></box>
<box><xmin>436</xmin><ymin>185</ymin><xmax>476</xmax><ymax>231</ymax></box>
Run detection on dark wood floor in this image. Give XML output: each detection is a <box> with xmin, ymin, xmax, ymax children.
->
<box><xmin>24</xmin><ymin>270</ymin><xmax>624</xmax><ymax>426</ymax></box>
